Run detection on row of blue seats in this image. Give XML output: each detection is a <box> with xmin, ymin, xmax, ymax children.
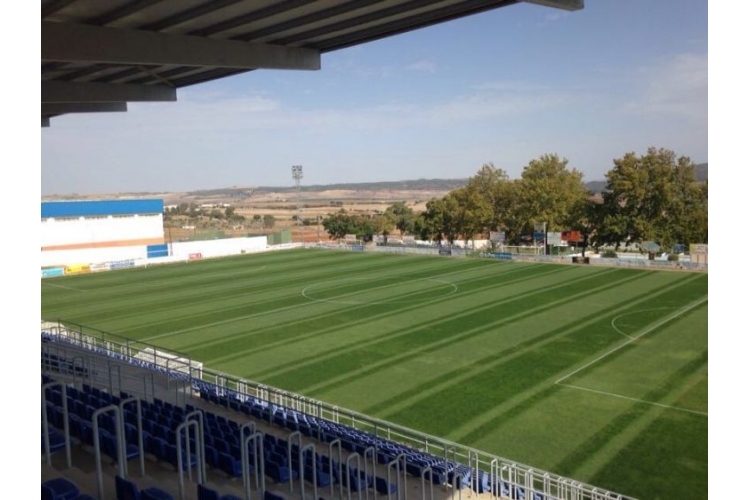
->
<box><xmin>200</xmin><ymin>390</ymin><xmax>546</xmax><ymax>499</ymax></box>
<box><xmin>43</xmin><ymin>375</ymin><xmax>395</xmax><ymax>495</ymax></box>
<box><xmin>42</xmin><ymin>342</ymin><xmax>539</xmax><ymax>499</ymax></box>
<box><xmin>116</xmin><ymin>475</ymin><xmax>174</xmax><ymax>500</ymax></box>
<box><xmin>201</xmin><ymin>390</ymin><xmax>468</xmax><ymax>484</ymax></box>
<box><xmin>42</xmin><ymin>352</ymin><xmax>91</xmax><ymax>378</ymax></box>
<box><xmin>42</xmin><ymin>333</ymin><xmax>194</xmax><ymax>385</ymax></box>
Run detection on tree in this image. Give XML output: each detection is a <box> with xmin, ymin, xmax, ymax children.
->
<box><xmin>592</xmin><ymin>147</ymin><xmax>708</xmax><ymax>250</ymax></box>
<box><xmin>371</xmin><ymin>214</ymin><xmax>395</xmax><ymax>242</ymax></box>
<box><xmin>224</xmin><ymin>206</ymin><xmax>236</xmax><ymax>219</ymax></box>
<box><xmin>448</xmin><ymin>187</ymin><xmax>493</xmax><ymax>245</ymax></box>
<box><xmin>384</xmin><ymin>202</ymin><xmax>416</xmax><ymax>236</ymax></box>
<box><xmin>263</xmin><ymin>214</ymin><xmax>275</xmax><ymax>229</ymax></box>
<box><xmin>418</xmin><ymin>195</ymin><xmax>462</xmax><ymax>244</ymax></box>
<box><xmin>322</xmin><ymin>209</ymin><xmax>356</xmax><ymax>240</ymax></box>
<box><xmin>513</xmin><ymin>154</ymin><xmax>591</xmax><ymax>239</ymax></box>
<box><xmin>464</xmin><ymin>163</ymin><xmax>510</xmax><ymax>233</ymax></box>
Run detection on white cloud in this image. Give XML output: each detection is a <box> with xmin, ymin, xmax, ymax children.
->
<box><xmin>623</xmin><ymin>52</ymin><xmax>708</xmax><ymax>122</ymax></box>
<box><xmin>405</xmin><ymin>60</ymin><xmax>437</xmax><ymax>73</ymax></box>
<box><xmin>534</xmin><ymin>10</ymin><xmax>570</xmax><ymax>27</ymax></box>
<box><xmin>91</xmin><ymin>82</ymin><xmax>573</xmax><ymax>137</ymax></box>
<box><xmin>470</xmin><ymin>81</ymin><xmax>553</xmax><ymax>92</ymax></box>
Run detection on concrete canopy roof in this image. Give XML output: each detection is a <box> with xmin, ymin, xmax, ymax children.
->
<box><xmin>41</xmin><ymin>0</ymin><xmax>582</xmax><ymax>126</ymax></box>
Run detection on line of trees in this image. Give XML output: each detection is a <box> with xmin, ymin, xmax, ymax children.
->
<box><xmin>164</xmin><ymin>203</ymin><xmax>278</xmax><ymax>229</ymax></box>
<box><xmin>320</xmin><ymin>147</ymin><xmax>708</xmax><ymax>252</ymax></box>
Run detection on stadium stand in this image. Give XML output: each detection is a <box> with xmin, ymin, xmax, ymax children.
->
<box><xmin>42</xmin><ymin>324</ymin><xmax>629</xmax><ymax>500</ymax></box>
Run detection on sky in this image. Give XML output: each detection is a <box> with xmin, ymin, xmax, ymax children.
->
<box><xmin>39</xmin><ymin>0</ymin><xmax>708</xmax><ymax>196</ymax></box>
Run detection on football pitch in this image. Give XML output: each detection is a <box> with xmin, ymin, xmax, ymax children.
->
<box><xmin>41</xmin><ymin>249</ymin><xmax>708</xmax><ymax>500</ymax></box>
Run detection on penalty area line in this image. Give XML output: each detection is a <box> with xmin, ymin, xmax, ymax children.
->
<box><xmin>42</xmin><ymin>281</ymin><xmax>86</xmax><ymax>292</ymax></box>
<box><xmin>555</xmin><ymin>295</ymin><xmax>707</xmax><ymax>385</ymax></box>
<box><xmin>557</xmin><ymin>383</ymin><xmax>708</xmax><ymax>417</ymax></box>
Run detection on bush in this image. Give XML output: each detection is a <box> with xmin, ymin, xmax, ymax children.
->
<box><xmin>667</xmin><ymin>253</ymin><xmax>679</xmax><ymax>261</ymax></box>
<box><xmin>601</xmin><ymin>250</ymin><xmax>618</xmax><ymax>258</ymax></box>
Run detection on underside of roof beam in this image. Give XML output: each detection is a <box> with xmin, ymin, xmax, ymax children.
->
<box><xmin>41</xmin><ymin>21</ymin><xmax>321</xmax><ymax>70</ymax></box>
<box><xmin>523</xmin><ymin>0</ymin><xmax>583</xmax><ymax>10</ymax></box>
<box><xmin>42</xmin><ymin>103</ymin><xmax>128</xmax><ymax>115</ymax></box>
<box><xmin>42</xmin><ymin>81</ymin><xmax>176</xmax><ymax>103</ymax></box>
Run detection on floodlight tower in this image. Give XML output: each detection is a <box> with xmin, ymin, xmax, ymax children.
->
<box><xmin>292</xmin><ymin>165</ymin><xmax>303</xmax><ymax>233</ymax></box>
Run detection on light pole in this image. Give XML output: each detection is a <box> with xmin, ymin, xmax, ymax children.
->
<box><xmin>292</xmin><ymin>165</ymin><xmax>302</xmax><ymax>241</ymax></box>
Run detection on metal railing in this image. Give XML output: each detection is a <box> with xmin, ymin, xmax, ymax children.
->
<box><xmin>41</xmin><ymin>322</ymin><xmax>633</xmax><ymax>500</ymax></box>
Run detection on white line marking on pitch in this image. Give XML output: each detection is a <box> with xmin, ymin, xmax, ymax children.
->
<box><xmin>42</xmin><ymin>281</ymin><xmax>85</xmax><ymax>292</ymax></box>
<box><xmin>556</xmin><ymin>295</ymin><xmax>707</xmax><ymax>385</ymax></box>
<box><xmin>557</xmin><ymin>383</ymin><xmax>707</xmax><ymax>417</ymax></box>
<box><xmin>554</xmin><ymin>295</ymin><xmax>708</xmax><ymax>416</ymax></box>
<box><xmin>609</xmin><ymin>307</ymin><xmax>677</xmax><ymax>340</ymax></box>
<box><xmin>142</xmin><ymin>263</ymin><xmax>476</xmax><ymax>342</ymax></box>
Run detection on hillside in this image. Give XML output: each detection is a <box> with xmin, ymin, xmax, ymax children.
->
<box><xmin>42</xmin><ymin>163</ymin><xmax>706</xmax><ymax>201</ymax></box>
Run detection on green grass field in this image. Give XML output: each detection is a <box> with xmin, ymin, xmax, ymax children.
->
<box><xmin>41</xmin><ymin>249</ymin><xmax>708</xmax><ymax>500</ymax></box>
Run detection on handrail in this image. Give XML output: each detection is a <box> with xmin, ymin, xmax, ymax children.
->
<box><xmin>176</xmin><ymin>419</ymin><xmax>202</xmax><ymax>500</ymax></box>
<box><xmin>93</xmin><ymin>404</ymin><xmax>124</xmax><ymax>500</ymax></box>
<box><xmin>242</xmin><ymin>430</ymin><xmax>264</xmax><ymax>500</ymax></box>
<box><xmin>240</xmin><ymin>422</ymin><xmax>259</xmax><ymax>495</ymax></box>
<box><xmin>287</xmin><ymin>431</ymin><xmax>302</xmax><ymax>494</ymax></box>
<box><xmin>346</xmin><ymin>452</ymin><xmax>362</xmax><ymax>500</ymax></box>
<box><xmin>386</xmin><ymin>453</ymin><xmax>407</xmax><ymax>500</ymax></box>
<box><xmin>421</xmin><ymin>466</ymin><xmax>434</xmax><ymax>500</ymax></box>
<box><xmin>119</xmin><ymin>397</ymin><xmax>145</xmax><ymax>477</ymax></box>
<box><xmin>328</xmin><ymin>438</ymin><xmax>343</xmax><ymax>500</ymax></box>
<box><xmin>42</xmin><ymin>381</ymin><xmax>72</xmax><ymax>468</ymax></box>
<box><xmin>299</xmin><ymin>443</ymin><xmax>317</xmax><ymax>500</ymax></box>
<box><xmin>185</xmin><ymin>410</ymin><xmax>207</xmax><ymax>483</ymax></box>
<box><xmin>363</xmin><ymin>446</ymin><xmax>376</xmax><ymax>500</ymax></box>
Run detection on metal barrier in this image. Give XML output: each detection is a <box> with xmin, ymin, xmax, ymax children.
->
<box><xmin>41</xmin><ymin>324</ymin><xmax>636</xmax><ymax>500</ymax></box>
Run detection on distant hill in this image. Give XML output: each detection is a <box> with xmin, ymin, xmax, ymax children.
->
<box><xmin>585</xmin><ymin>181</ymin><xmax>608</xmax><ymax>194</ymax></box>
<box><xmin>186</xmin><ymin>178</ymin><xmax>470</xmax><ymax>196</ymax></box>
<box><xmin>44</xmin><ymin>165</ymin><xmax>706</xmax><ymax>200</ymax></box>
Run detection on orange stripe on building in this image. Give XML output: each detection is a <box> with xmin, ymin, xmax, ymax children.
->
<box><xmin>42</xmin><ymin>237</ymin><xmax>165</xmax><ymax>252</ymax></box>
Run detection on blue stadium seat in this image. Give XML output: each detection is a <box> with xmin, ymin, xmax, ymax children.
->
<box><xmin>140</xmin><ymin>487</ymin><xmax>175</xmax><ymax>500</ymax></box>
<box><xmin>115</xmin><ymin>475</ymin><xmax>140</xmax><ymax>500</ymax></box>
<box><xmin>41</xmin><ymin>478</ymin><xmax>80</xmax><ymax>500</ymax></box>
<box><xmin>197</xmin><ymin>484</ymin><xmax>220</xmax><ymax>500</ymax></box>
<box><xmin>375</xmin><ymin>477</ymin><xmax>397</xmax><ymax>495</ymax></box>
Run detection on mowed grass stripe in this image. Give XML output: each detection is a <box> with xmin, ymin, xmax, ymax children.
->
<box><xmin>552</xmin><ymin>349</ymin><xmax>708</xmax><ymax>478</ymax></box>
<box><xmin>212</xmin><ymin>264</ymin><xmax>585</xmax><ymax>378</ymax></box>
<box><xmin>448</xmin><ymin>275</ymin><xmax>707</xmax><ymax>444</ymax></box>
<box><xmin>41</xmin><ymin>249</ymin><xmax>340</xmax><ymax>309</ymax></box>
<box><xmin>569</xmin><ymin>362</ymin><xmax>707</xmax><ymax>499</ymax></box>
<box><xmin>341</xmin><ymin>271</ymin><xmax>694</xmax><ymax>423</ymax></box>
<box><xmin>263</xmin><ymin>268</ymin><xmax>645</xmax><ymax>395</ymax></box>
<box><xmin>200</xmin><ymin>262</ymin><xmax>580</xmax><ymax>372</ymax></box>
<box><xmin>113</xmin><ymin>258</ymin><xmax>460</xmax><ymax>338</ymax></box>
<box><xmin>590</xmin><ymin>406</ymin><xmax>707</xmax><ymax>500</ymax></box>
<box><xmin>46</xmin><ymin>251</ymin><xmax>415</xmax><ymax>331</ymax></box>
<box><xmin>147</xmin><ymin>258</ymin><xmax>492</xmax><ymax>352</ymax></box>
<box><xmin>373</xmin><ymin>274</ymin><xmax>705</xmax><ymax>438</ymax></box>
<box><xmin>565</xmin><ymin>304</ymin><xmax>708</xmax><ymax>411</ymax></box>
<box><xmin>71</xmin><ymin>252</ymin><xmax>449</xmax><ymax>336</ymax></box>
<box><xmin>40</xmin><ymin>250</ymin><xmax>707</xmax><ymax>500</ymax></box>
<box><xmin>446</xmin><ymin>298</ymin><xmax>706</xmax><ymax>496</ymax></box>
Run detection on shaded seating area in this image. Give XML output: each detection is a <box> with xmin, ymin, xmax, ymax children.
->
<box><xmin>42</xmin><ymin>330</ymin><xmax>610</xmax><ymax>500</ymax></box>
